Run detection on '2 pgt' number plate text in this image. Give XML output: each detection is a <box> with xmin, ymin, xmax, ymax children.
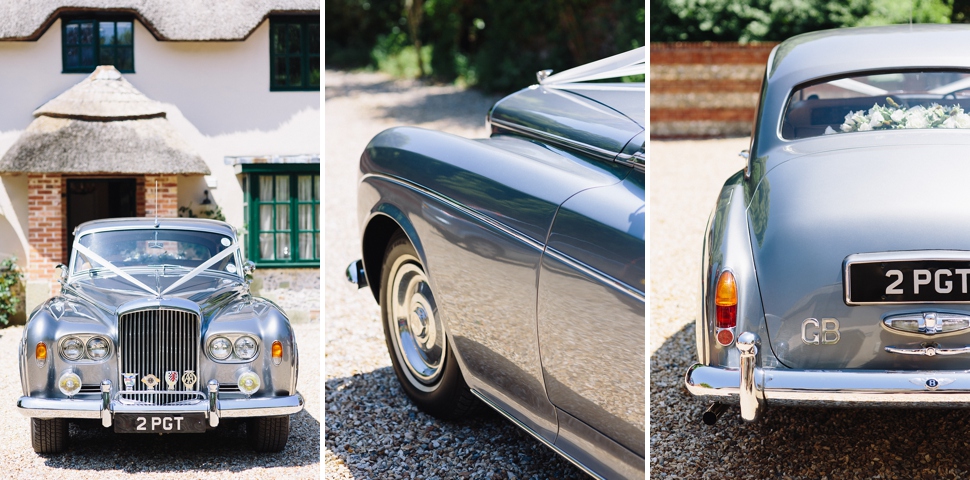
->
<box><xmin>846</xmin><ymin>260</ymin><xmax>970</xmax><ymax>304</ymax></box>
<box><xmin>114</xmin><ymin>413</ymin><xmax>206</xmax><ymax>433</ymax></box>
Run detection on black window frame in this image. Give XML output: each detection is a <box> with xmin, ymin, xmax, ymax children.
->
<box><xmin>242</xmin><ymin>164</ymin><xmax>320</xmax><ymax>268</ymax></box>
<box><xmin>61</xmin><ymin>15</ymin><xmax>135</xmax><ymax>74</ymax></box>
<box><xmin>269</xmin><ymin>16</ymin><xmax>320</xmax><ymax>92</ymax></box>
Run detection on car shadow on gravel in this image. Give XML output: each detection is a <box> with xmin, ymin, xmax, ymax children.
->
<box><xmin>652</xmin><ymin>321</ymin><xmax>970</xmax><ymax>478</ymax></box>
<box><xmin>325</xmin><ymin>366</ymin><xmax>584</xmax><ymax>479</ymax></box>
<box><xmin>37</xmin><ymin>408</ymin><xmax>320</xmax><ymax>473</ymax></box>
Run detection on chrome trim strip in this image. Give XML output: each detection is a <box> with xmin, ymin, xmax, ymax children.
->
<box><xmin>470</xmin><ymin>389</ymin><xmax>604</xmax><ymax>480</ymax></box>
<box><xmin>543</xmin><ymin>247</ymin><xmax>644</xmax><ymax>302</ymax></box>
<box><xmin>844</xmin><ymin>251</ymin><xmax>970</xmax><ymax>305</ymax></box>
<box><xmin>489</xmin><ymin>118</ymin><xmax>619</xmax><ymax>163</ymax></box>
<box><xmin>885</xmin><ymin>344</ymin><xmax>970</xmax><ymax>356</ymax></box>
<box><xmin>361</xmin><ymin>173</ymin><xmax>546</xmax><ymax>253</ymax></box>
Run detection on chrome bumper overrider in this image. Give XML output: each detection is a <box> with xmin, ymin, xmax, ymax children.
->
<box><xmin>686</xmin><ymin>331</ymin><xmax>970</xmax><ymax>422</ymax></box>
<box><xmin>17</xmin><ymin>380</ymin><xmax>304</xmax><ymax>428</ymax></box>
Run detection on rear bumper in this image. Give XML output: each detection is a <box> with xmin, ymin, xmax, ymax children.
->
<box><xmin>685</xmin><ymin>331</ymin><xmax>970</xmax><ymax>421</ymax></box>
<box><xmin>17</xmin><ymin>380</ymin><xmax>303</xmax><ymax>428</ymax></box>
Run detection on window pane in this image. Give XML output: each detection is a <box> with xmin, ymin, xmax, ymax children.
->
<box><xmin>298</xmin><ymin>175</ymin><xmax>312</xmax><ymax>201</ymax></box>
<box><xmin>100</xmin><ymin>45</ymin><xmax>114</xmax><ymax>65</ymax></box>
<box><xmin>99</xmin><ymin>22</ymin><xmax>114</xmax><ymax>45</ymax></box>
<box><xmin>289</xmin><ymin>57</ymin><xmax>302</xmax><ymax>86</ymax></box>
<box><xmin>65</xmin><ymin>46</ymin><xmax>79</xmax><ymax>68</ymax></box>
<box><xmin>65</xmin><ymin>24</ymin><xmax>79</xmax><ymax>45</ymax></box>
<box><xmin>260</xmin><ymin>205</ymin><xmax>274</xmax><ymax>231</ymax></box>
<box><xmin>299</xmin><ymin>204</ymin><xmax>312</xmax><ymax>230</ymax></box>
<box><xmin>274</xmin><ymin>57</ymin><xmax>287</xmax><ymax>86</ymax></box>
<box><xmin>314</xmin><ymin>204</ymin><xmax>318</xmax><ymax>229</ymax></box>
<box><xmin>315</xmin><ymin>233</ymin><xmax>319</xmax><ymax>257</ymax></box>
<box><xmin>259</xmin><ymin>233</ymin><xmax>274</xmax><ymax>260</ymax></box>
<box><xmin>80</xmin><ymin>22</ymin><xmax>94</xmax><ymax>44</ymax></box>
<box><xmin>80</xmin><ymin>46</ymin><xmax>95</xmax><ymax>66</ymax></box>
<box><xmin>287</xmin><ymin>24</ymin><xmax>301</xmax><ymax>54</ymax></box>
<box><xmin>299</xmin><ymin>233</ymin><xmax>312</xmax><ymax>259</ymax></box>
<box><xmin>259</xmin><ymin>176</ymin><xmax>273</xmax><ymax>201</ymax></box>
<box><xmin>272</xmin><ymin>24</ymin><xmax>285</xmax><ymax>55</ymax></box>
<box><xmin>275</xmin><ymin>176</ymin><xmax>289</xmax><ymax>201</ymax></box>
<box><xmin>309</xmin><ymin>57</ymin><xmax>320</xmax><ymax>87</ymax></box>
<box><xmin>314</xmin><ymin>175</ymin><xmax>319</xmax><ymax>199</ymax></box>
<box><xmin>276</xmin><ymin>205</ymin><xmax>289</xmax><ymax>230</ymax></box>
<box><xmin>309</xmin><ymin>24</ymin><xmax>319</xmax><ymax>54</ymax></box>
<box><xmin>276</xmin><ymin>233</ymin><xmax>291</xmax><ymax>259</ymax></box>
<box><xmin>116</xmin><ymin>47</ymin><xmax>133</xmax><ymax>71</ymax></box>
<box><xmin>117</xmin><ymin>22</ymin><xmax>133</xmax><ymax>45</ymax></box>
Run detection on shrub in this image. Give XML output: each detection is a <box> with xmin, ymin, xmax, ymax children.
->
<box><xmin>0</xmin><ymin>257</ymin><xmax>23</xmax><ymax>326</ymax></box>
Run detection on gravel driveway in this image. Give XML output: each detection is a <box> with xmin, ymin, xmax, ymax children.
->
<box><xmin>651</xmin><ymin>138</ymin><xmax>970</xmax><ymax>479</ymax></box>
<box><xmin>0</xmin><ymin>322</ymin><xmax>320</xmax><ymax>479</ymax></box>
<box><xmin>324</xmin><ymin>70</ymin><xmax>584</xmax><ymax>479</ymax></box>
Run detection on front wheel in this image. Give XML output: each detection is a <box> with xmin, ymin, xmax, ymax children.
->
<box><xmin>248</xmin><ymin>415</ymin><xmax>290</xmax><ymax>452</ymax></box>
<box><xmin>380</xmin><ymin>232</ymin><xmax>479</xmax><ymax>420</ymax></box>
<box><xmin>31</xmin><ymin>418</ymin><xmax>67</xmax><ymax>454</ymax></box>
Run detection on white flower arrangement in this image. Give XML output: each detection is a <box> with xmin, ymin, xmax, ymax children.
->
<box><xmin>827</xmin><ymin>98</ymin><xmax>970</xmax><ymax>134</ymax></box>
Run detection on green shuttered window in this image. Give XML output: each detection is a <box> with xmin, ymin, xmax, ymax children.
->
<box><xmin>244</xmin><ymin>166</ymin><xmax>320</xmax><ymax>267</ymax></box>
<box><xmin>270</xmin><ymin>16</ymin><xmax>320</xmax><ymax>91</ymax></box>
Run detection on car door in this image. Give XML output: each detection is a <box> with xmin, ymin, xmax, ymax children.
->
<box><xmin>536</xmin><ymin>159</ymin><xmax>645</xmax><ymax>476</ymax></box>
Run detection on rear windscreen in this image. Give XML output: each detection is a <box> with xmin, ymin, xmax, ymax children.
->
<box><xmin>783</xmin><ymin>71</ymin><xmax>970</xmax><ymax>139</ymax></box>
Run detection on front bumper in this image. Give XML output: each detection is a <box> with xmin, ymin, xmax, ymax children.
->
<box><xmin>686</xmin><ymin>331</ymin><xmax>970</xmax><ymax>422</ymax></box>
<box><xmin>17</xmin><ymin>380</ymin><xmax>304</xmax><ymax>428</ymax></box>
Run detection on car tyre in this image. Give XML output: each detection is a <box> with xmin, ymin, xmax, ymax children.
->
<box><xmin>31</xmin><ymin>418</ymin><xmax>67</xmax><ymax>454</ymax></box>
<box><xmin>381</xmin><ymin>232</ymin><xmax>479</xmax><ymax>420</ymax></box>
<box><xmin>248</xmin><ymin>415</ymin><xmax>290</xmax><ymax>453</ymax></box>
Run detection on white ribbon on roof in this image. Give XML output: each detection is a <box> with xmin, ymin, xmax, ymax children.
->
<box><xmin>73</xmin><ymin>241</ymin><xmax>240</xmax><ymax>297</ymax></box>
<box><xmin>540</xmin><ymin>46</ymin><xmax>646</xmax><ymax>85</ymax></box>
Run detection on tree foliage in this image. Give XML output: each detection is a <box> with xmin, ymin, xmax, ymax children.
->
<box><xmin>326</xmin><ymin>0</ymin><xmax>646</xmax><ymax>93</ymax></box>
<box><xmin>0</xmin><ymin>257</ymin><xmax>23</xmax><ymax>326</ymax></box>
<box><xmin>652</xmin><ymin>0</ymin><xmax>953</xmax><ymax>43</ymax></box>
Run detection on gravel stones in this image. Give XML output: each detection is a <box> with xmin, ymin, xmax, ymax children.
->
<box><xmin>324</xmin><ymin>70</ymin><xmax>583</xmax><ymax>479</ymax></box>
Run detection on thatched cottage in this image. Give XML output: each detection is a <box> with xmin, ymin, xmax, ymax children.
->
<box><xmin>0</xmin><ymin>1</ymin><xmax>320</xmax><ymax>321</ymax></box>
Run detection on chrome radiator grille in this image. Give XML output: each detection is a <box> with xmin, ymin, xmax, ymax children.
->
<box><xmin>119</xmin><ymin>308</ymin><xmax>200</xmax><ymax>405</ymax></box>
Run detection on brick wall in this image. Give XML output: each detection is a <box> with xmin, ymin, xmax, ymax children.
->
<box><xmin>651</xmin><ymin>42</ymin><xmax>777</xmax><ymax>138</ymax></box>
<box><xmin>26</xmin><ymin>173</ymin><xmax>65</xmax><ymax>305</ymax></box>
<box><xmin>144</xmin><ymin>174</ymin><xmax>179</xmax><ymax>218</ymax></box>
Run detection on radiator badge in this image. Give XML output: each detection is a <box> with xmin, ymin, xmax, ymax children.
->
<box><xmin>141</xmin><ymin>374</ymin><xmax>160</xmax><ymax>390</ymax></box>
<box><xmin>182</xmin><ymin>370</ymin><xmax>198</xmax><ymax>389</ymax></box>
<box><xmin>123</xmin><ymin>373</ymin><xmax>138</xmax><ymax>391</ymax></box>
<box><xmin>165</xmin><ymin>371</ymin><xmax>179</xmax><ymax>390</ymax></box>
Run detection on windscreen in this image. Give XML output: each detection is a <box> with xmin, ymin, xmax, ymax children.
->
<box><xmin>73</xmin><ymin>229</ymin><xmax>239</xmax><ymax>275</ymax></box>
<box><xmin>783</xmin><ymin>70</ymin><xmax>970</xmax><ymax>139</ymax></box>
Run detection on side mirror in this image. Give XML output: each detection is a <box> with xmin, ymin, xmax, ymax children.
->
<box><xmin>55</xmin><ymin>264</ymin><xmax>68</xmax><ymax>283</ymax></box>
<box><xmin>243</xmin><ymin>261</ymin><xmax>256</xmax><ymax>276</ymax></box>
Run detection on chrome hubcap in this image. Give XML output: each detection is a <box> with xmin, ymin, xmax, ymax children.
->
<box><xmin>388</xmin><ymin>256</ymin><xmax>445</xmax><ymax>390</ymax></box>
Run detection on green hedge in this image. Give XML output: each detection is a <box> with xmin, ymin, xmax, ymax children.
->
<box><xmin>326</xmin><ymin>0</ymin><xmax>645</xmax><ymax>92</ymax></box>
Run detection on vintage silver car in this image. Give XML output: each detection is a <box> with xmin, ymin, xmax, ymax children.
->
<box><xmin>18</xmin><ymin>218</ymin><xmax>302</xmax><ymax>453</ymax></box>
<box><xmin>348</xmin><ymin>49</ymin><xmax>644</xmax><ymax>479</ymax></box>
<box><xmin>686</xmin><ymin>25</ymin><xmax>970</xmax><ymax>424</ymax></box>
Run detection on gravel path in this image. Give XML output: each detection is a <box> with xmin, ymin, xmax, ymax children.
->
<box><xmin>650</xmin><ymin>139</ymin><xmax>970</xmax><ymax>479</ymax></box>
<box><xmin>324</xmin><ymin>70</ymin><xmax>584</xmax><ymax>479</ymax></box>
<box><xmin>0</xmin><ymin>322</ymin><xmax>320</xmax><ymax>479</ymax></box>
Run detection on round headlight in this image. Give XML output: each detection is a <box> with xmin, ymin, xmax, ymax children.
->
<box><xmin>61</xmin><ymin>337</ymin><xmax>84</xmax><ymax>361</ymax></box>
<box><xmin>208</xmin><ymin>336</ymin><xmax>232</xmax><ymax>360</ymax></box>
<box><xmin>233</xmin><ymin>336</ymin><xmax>258</xmax><ymax>360</ymax></box>
<box><xmin>86</xmin><ymin>336</ymin><xmax>109</xmax><ymax>360</ymax></box>
<box><xmin>237</xmin><ymin>371</ymin><xmax>260</xmax><ymax>395</ymax></box>
<box><xmin>58</xmin><ymin>372</ymin><xmax>82</xmax><ymax>397</ymax></box>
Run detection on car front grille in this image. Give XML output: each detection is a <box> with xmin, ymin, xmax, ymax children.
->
<box><xmin>118</xmin><ymin>308</ymin><xmax>200</xmax><ymax>405</ymax></box>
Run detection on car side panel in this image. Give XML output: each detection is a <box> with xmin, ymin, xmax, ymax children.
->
<box><xmin>358</xmin><ymin>127</ymin><xmax>629</xmax><ymax>442</ymax></box>
<box><xmin>537</xmin><ymin>169</ymin><xmax>645</xmax><ymax>458</ymax></box>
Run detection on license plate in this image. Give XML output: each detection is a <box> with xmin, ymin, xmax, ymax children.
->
<box><xmin>846</xmin><ymin>260</ymin><xmax>970</xmax><ymax>304</ymax></box>
<box><xmin>114</xmin><ymin>414</ymin><xmax>206</xmax><ymax>433</ymax></box>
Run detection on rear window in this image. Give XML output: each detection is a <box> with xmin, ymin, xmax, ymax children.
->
<box><xmin>782</xmin><ymin>70</ymin><xmax>970</xmax><ymax>139</ymax></box>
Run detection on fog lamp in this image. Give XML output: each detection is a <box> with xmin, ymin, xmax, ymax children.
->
<box><xmin>271</xmin><ymin>341</ymin><xmax>283</xmax><ymax>366</ymax></box>
<box><xmin>58</xmin><ymin>372</ymin><xmax>82</xmax><ymax>397</ymax></box>
<box><xmin>237</xmin><ymin>371</ymin><xmax>260</xmax><ymax>396</ymax></box>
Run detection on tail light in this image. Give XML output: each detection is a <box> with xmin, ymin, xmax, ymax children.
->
<box><xmin>715</xmin><ymin>270</ymin><xmax>738</xmax><ymax>346</ymax></box>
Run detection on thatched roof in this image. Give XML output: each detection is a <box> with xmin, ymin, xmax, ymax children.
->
<box><xmin>0</xmin><ymin>66</ymin><xmax>209</xmax><ymax>174</ymax></box>
<box><xmin>0</xmin><ymin>1</ymin><xmax>318</xmax><ymax>41</ymax></box>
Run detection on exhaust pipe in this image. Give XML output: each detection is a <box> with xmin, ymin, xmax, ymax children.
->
<box><xmin>702</xmin><ymin>402</ymin><xmax>728</xmax><ymax>425</ymax></box>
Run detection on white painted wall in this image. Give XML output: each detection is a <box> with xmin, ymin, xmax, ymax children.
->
<box><xmin>0</xmin><ymin>17</ymin><xmax>320</xmax><ymax>270</ymax></box>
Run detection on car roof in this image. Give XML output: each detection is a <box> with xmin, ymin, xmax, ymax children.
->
<box><xmin>74</xmin><ymin>217</ymin><xmax>236</xmax><ymax>237</ymax></box>
<box><xmin>770</xmin><ymin>24</ymin><xmax>970</xmax><ymax>86</ymax></box>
